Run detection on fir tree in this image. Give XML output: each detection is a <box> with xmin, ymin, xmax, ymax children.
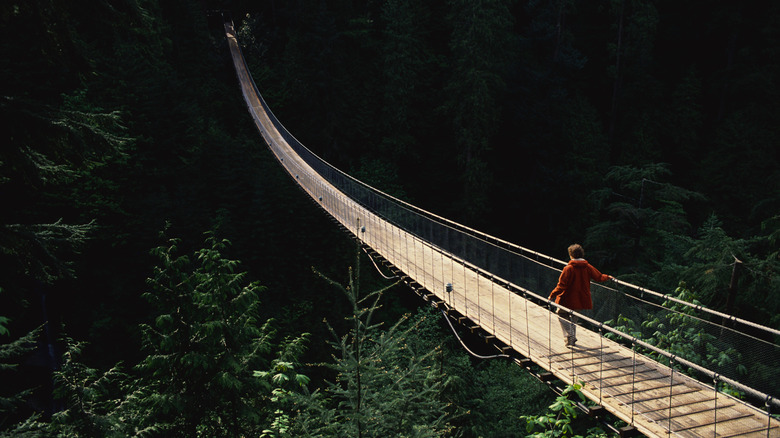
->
<box><xmin>288</xmin><ymin>249</ymin><xmax>452</xmax><ymax>437</ymax></box>
<box><xmin>0</xmin><ymin>326</ymin><xmax>46</xmax><ymax>437</ymax></box>
<box><xmin>135</xmin><ymin>232</ymin><xmax>286</xmax><ymax>437</ymax></box>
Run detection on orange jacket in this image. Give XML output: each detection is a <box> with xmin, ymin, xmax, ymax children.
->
<box><xmin>549</xmin><ymin>259</ymin><xmax>610</xmax><ymax>310</ymax></box>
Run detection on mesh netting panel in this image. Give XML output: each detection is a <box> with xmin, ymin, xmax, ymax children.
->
<box><xmin>235</xmin><ymin>31</ymin><xmax>780</xmax><ymax>404</ymax></box>
<box><xmin>590</xmin><ymin>282</ymin><xmax>780</xmax><ymax>400</ymax></box>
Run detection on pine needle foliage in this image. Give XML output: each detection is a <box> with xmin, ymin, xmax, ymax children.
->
<box><xmin>48</xmin><ymin>339</ymin><xmax>158</xmax><ymax>437</ymax></box>
<box><xmin>0</xmin><ymin>327</ymin><xmax>43</xmax><ymax>436</ymax></box>
<box><xmin>288</xmin><ymin>248</ymin><xmax>452</xmax><ymax>437</ymax></box>
<box><xmin>136</xmin><ymin>232</ymin><xmax>277</xmax><ymax>437</ymax></box>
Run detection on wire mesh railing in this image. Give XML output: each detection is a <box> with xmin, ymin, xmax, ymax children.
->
<box><xmin>224</xmin><ymin>17</ymin><xmax>780</xmax><ymax>427</ymax></box>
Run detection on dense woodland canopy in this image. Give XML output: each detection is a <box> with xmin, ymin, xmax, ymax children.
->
<box><xmin>1</xmin><ymin>0</ymin><xmax>779</xmax><ymax>436</ymax></box>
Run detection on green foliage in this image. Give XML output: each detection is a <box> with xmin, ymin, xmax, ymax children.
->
<box><xmin>136</xmin><ymin>232</ymin><xmax>282</xmax><ymax>437</ymax></box>
<box><xmin>606</xmin><ymin>282</ymin><xmax>752</xmax><ymax>399</ymax></box>
<box><xmin>641</xmin><ymin>282</ymin><xmax>743</xmax><ymax>372</ymax></box>
<box><xmin>521</xmin><ymin>383</ymin><xmax>610</xmax><ymax>438</ymax></box>
<box><xmin>48</xmin><ymin>339</ymin><xmax>156</xmax><ymax>437</ymax></box>
<box><xmin>4</xmin><ymin>0</ymin><xmax>780</xmax><ymax>435</ymax></box>
<box><xmin>678</xmin><ymin>214</ymin><xmax>780</xmax><ymax>324</ymax></box>
<box><xmin>0</xmin><ymin>289</ymin><xmax>7</xmax><ymax>338</ymax></box>
<box><xmin>287</xmin><ymin>250</ymin><xmax>452</xmax><ymax>437</ymax></box>
<box><xmin>254</xmin><ymin>334</ymin><xmax>312</xmax><ymax>438</ymax></box>
<box><xmin>585</xmin><ymin>163</ymin><xmax>704</xmax><ymax>273</ymax></box>
<box><xmin>463</xmin><ymin>359</ymin><xmax>554</xmax><ymax>437</ymax></box>
<box><xmin>0</xmin><ymin>327</ymin><xmax>43</xmax><ymax>436</ymax></box>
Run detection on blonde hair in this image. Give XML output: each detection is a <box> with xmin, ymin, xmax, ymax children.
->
<box><xmin>568</xmin><ymin>244</ymin><xmax>584</xmax><ymax>259</ymax></box>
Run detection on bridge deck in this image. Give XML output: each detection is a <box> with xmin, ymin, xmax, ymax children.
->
<box><xmin>225</xmin><ymin>21</ymin><xmax>779</xmax><ymax>438</ymax></box>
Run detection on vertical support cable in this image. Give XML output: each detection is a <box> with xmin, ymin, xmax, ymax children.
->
<box><xmin>766</xmin><ymin>396</ymin><xmax>773</xmax><ymax>438</ymax></box>
<box><xmin>441</xmin><ymin>251</ymin><xmax>447</xmax><ymax>306</ymax></box>
<box><xmin>404</xmin><ymin>231</ymin><xmax>409</xmax><ymax>281</ymax></box>
<box><xmin>411</xmin><ymin>233</ymin><xmax>417</xmax><ymax>284</ymax></box>
<box><xmin>668</xmin><ymin>356</ymin><xmax>675</xmax><ymax>436</ymax></box>
<box><xmin>491</xmin><ymin>275</ymin><xmax>496</xmax><ymax>334</ymax></box>
<box><xmin>631</xmin><ymin>337</ymin><xmax>638</xmax><ymax>426</ymax></box>
<box><xmin>462</xmin><ymin>260</ymin><xmax>468</xmax><ymax>316</ymax></box>
<box><xmin>477</xmin><ymin>265</ymin><xmax>481</xmax><ymax>324</ymax></box>
<box><xmin>380</xmin><ymin>215</ymin><xmax>386</xmax><ymax>266</ymax></box>
<box><xmin>547</xmin><ymin>302</ymin><xmax>553</xmax><ymax>369</ymax></box>
<box><xmin>421</xmin><ymin>237</ymin><xmax>427</xmax><ymax>289</ymax></box>
<box><xmin>339</xmin><ymin>194</ymin><xmax>346</xmax><ymax>230</ymax></box>
<box><xmin>392</xmin><ymin>223</ymin><xmax>397</xmax><ymax>271</ymax></box>
<box><xmin>432</xmin><ymin>244</ymin><xmax>437</xmax><ymax>304</ymax></box>
<box><xmin>416</xmin><ymin>234</ymin><xmax>422</xmax><ymax>295</ymax></box>
<box><xmin>598</xmin><ymin>323</ymin><xmax>604</xmax><ymax>406</ymax></box>
<box><xmin>569</xmin><ymin>332</ymin><xmax>575</xmax><ymax>380</ymax></box>
<box><xmin>713</xmin><ymin>375</ymin><xmax>719</xmax><ymax>438</ymax></box>
<box><xmin>506</xmin><ymin>283</ymin><xmax>515</xmax><ymax>349</ymax></box>
<box><xmin>524</xmin><ymin>291</ymin><xmax>530</xmax><ymax>357</ymax></box>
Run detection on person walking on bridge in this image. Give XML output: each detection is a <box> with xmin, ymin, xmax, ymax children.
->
<box><xmin>549</xmin><ymin>244</ymin><xmax>612</xmax><ymax>347</ymax></box>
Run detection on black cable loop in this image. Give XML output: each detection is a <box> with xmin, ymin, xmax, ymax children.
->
<box><xmin>361</xmin><ymin>246</ymin><xmax>397</xmax><ymax>280</ymax></box>
<box><xmin>439</xmin><ymin>308</ymin><xmax>508</xmax><ymax>360</ymax></box>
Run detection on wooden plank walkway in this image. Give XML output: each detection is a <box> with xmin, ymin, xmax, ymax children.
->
<box><xmin>225</xmin><ymin>21</ymin><xmax>779</xmax><ymax>438</ymax></box>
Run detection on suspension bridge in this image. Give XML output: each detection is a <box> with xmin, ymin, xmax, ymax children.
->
<box><xmin>222</xmin><ymin>17</ymin><xmax>780</xmax><ymax>438</ymax></box>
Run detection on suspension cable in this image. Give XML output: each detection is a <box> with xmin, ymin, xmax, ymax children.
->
<box><xmin>361</xmin><ymin>246</ymin><xmax>398</xmax><ymax>280</ymax></box>
<box><xmin>439</xmin><ymin>308</ymin><xmax>509</xmax><ymax>360</ymax></box>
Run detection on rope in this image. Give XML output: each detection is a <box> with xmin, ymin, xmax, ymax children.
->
<box><xmin>361</xmin><ymin>246</ymin><xmax>398</xmax><ymax>280</ymax></box>
<box><xmin>439</xmin><ymin>308</ymin><xmax>509</xmax><ymax>360</ymax></box>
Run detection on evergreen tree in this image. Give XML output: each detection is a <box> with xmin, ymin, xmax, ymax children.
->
<box><xmin>677</xmin><ymin>214</ymin><xmax>780</xmax><ymax>328</ymax></box>
<box><xmin>288</xmin><ymin>251</ymin><xmax>452</xmax><ymax>437</ymax></box>
<box><xmin>376</xmin><ymin>0</ymin><xmax>434</xmax><ymax>175</ymax></box>
<box><xmin>0</xmin><ymin>326</ymin><xmax>46</xmax><ymax>437</ymax></box>
<box><xmin>444</xmin><ymin>0</ymin><xmax>515</xmax><ymax>225</ymax></box>
<box><xmin>607</xmin><ymin>0</ymin><xmax>661</xmax><ymax>156</ymax></box>
<box><xmin>585</xmin><ymin>163</ymin><xmax>705</xmax><ymax>274</ymax></box>
<box><xmin>135</xmin><ymin>232</ymin><xmax>286</xmax><ymax>437</ymax></box>
<box><xmin>47</xmin><ymin>340</ymin><xmax>155</xmax><ymax>437</ymax></box>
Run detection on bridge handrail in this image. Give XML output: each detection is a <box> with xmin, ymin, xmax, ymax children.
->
<box><xmin>574</xmin><ymin>304</ymin><xmax>780</xmax><ymax>412</ymax></box>
<box><xmin>367</xmin><ymin>215</ymin><xmax>780</xmax><ymax>413</ymax></box>
<box><xmin>226</xmin><ymin>16</ymin><xmax>780</xmax><ymax>404</ymax></box>
<box><xmin>231</xmin><ymin>21</ymin><xmax>779</xmax><ymax>342</ymax></box>
<box><xmin>458</xmin><ymin>256</ymin><xmax>780</xmax><ymax>412</ymax></box>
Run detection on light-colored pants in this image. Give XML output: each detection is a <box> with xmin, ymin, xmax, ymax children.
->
<box><xmin>558</xmin><ymin>310</ymin><xmax>579</xmax><ymax>340</ymax></box>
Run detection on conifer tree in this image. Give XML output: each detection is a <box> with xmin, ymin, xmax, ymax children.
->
<box><xmin>288</xmin><ymin>250</ymin><xmax>452</xmax><ymax>437</ymax></box>
<box><xmin>135</xmin><ymin>232</ymin><xmax>283</xmax><ymax>437</ymax></box>
<box><xmin>444</xmin><ymin>0</ymin><xmax>515</xmax><ymax>225</ymax></box>
<box><xmin>47</xmin><ymin>340</ymin><xmax>155</xmax><ymax>437</ymax></box>
<box><xmin>585</xmin><ymin>163</ymin><xmax>705</xmax><ymax>274</ymax></box>
<box><xmin>0</xmin><ymin>326</ymin><xmax>46</xmax><ymax>437</ymax></box>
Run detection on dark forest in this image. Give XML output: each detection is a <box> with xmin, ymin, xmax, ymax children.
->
<box><xmin>1</xmin><ymin>0</ymin><xmax>779</xmax><ymax>436</ymax></box>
